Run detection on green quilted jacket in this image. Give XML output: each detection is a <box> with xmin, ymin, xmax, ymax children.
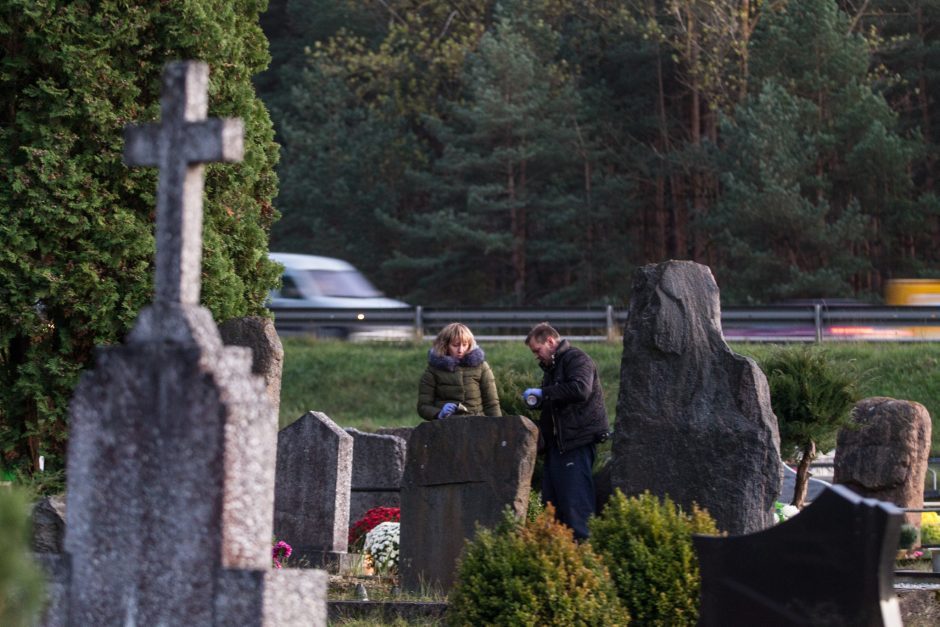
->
<box><xmin>416</xmin><ymin>346</ymin><xmax>502</xmax><ymax>420</ymax></box>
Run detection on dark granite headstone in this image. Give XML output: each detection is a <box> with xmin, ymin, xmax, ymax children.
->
<box><xmin>612</xmin><ymin>261</ymin><xmax>782</xmax><ymax>534</ymax></box>
<box><xmin>399</xmin><ymin>416</ymin><xmax>538</xmax><ymax>592</ymax></box>
<box><xmin>375</xmin><ymin>426</ymin><xmax>414</xmax><ymax>444</ymax></box>
<box><xmin>344</xmin><ymin>428</ymin><xmax>407</xmax><ymax>523</ymax></box>
<box><xmin>694</xmin><ymin>484</ymin><xmax>903</xmax><ymax>626</ymax></box>
<box><xmin>834</xmin><ymin>397</ymin><xmax>932</xmax><ymax>527</ymax></box>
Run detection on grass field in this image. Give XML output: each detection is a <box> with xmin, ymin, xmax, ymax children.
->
<box><xmin>280</xmin><ymin>338</ymin><xmax>940</xmax><ymax>452</ymax></box>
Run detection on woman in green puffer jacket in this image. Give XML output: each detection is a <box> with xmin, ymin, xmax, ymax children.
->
<box><xmin>417</xmin><ymin>322</ymin><xmax>502</xmax><ymax>420</ymax></box>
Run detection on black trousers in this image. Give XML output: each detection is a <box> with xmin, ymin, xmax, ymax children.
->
<box><xmin>541</xmin><ymin>441</ymin><xmax>596</xmax><ymax>540</ymax></box>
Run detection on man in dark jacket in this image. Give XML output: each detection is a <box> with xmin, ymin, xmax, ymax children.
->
<box><xmin>522</xmin><ymin>322</ymin><xmax>610</xmax><ymax>540</ymax></box>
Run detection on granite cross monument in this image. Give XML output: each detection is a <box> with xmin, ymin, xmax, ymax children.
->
<box><xmin>41</xmin><ymin>61</ymin><xmax>326</xmax><ymax>626</ymax></box>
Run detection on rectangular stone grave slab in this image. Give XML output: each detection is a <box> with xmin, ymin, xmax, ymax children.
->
<box><xmin>399</xmin><ymin>415</ymin><xmax>538</xmax><ymax>591</ymax></box>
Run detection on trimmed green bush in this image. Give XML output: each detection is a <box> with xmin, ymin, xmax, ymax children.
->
<box><xmin>898</xmin><ymin>523</ymin><xmax>919</xmax><ymax>550</ymax></box>
<box><xmin>0</xmin><ymin>489</ymin><xmax>46</xmax><ymax>626</ymax></box>
<box><xmin>921</xmin><ymin>524</ymin><xmax>940</xmax><ymax>546</ymax></box>
<box><xmin>589</xmin><ymin>490</ymin><xmax>719</xmax><ymax>626</ymax></box>
<box><xmin>448</xmin><ymin>506</ymin><xmax>630</xmax><ymax>626</ymax></box>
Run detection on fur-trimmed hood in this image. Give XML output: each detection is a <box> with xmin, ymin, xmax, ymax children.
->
<box><xmin>427</xmin><ymin>346</ymin><xmax>485</xmax><ymax>372</ymax></box>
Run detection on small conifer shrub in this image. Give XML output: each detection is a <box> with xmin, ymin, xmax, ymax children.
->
<box><xmin>0</xmin><ymin>489</ymin><xmax>46</xmax><ymax>626</ymax></box>
<box><xmin>589</xmin><ymin>490</ymin><xmax>719</xmax><ymax>626</ymax></box>
<box><xmin>448</xmin><ymin>505</ymin><xmax>630</xmax><ymax>626</ymax></box>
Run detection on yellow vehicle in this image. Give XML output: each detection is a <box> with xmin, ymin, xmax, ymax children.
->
<box><xmin>884</xmin><ymin>279</ymin><xmax>940</xmax><ymax>338</ymax></box>
<box><xmin>885</xmin><ymin>279</ymin><xmax>940</xmax><ymax>306</ymax></box>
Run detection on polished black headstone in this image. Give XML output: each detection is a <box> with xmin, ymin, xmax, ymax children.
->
<box><xmin>694</xmin><ymin>484</ymin><xmax>903</xmax><ymax>626</ymax></box>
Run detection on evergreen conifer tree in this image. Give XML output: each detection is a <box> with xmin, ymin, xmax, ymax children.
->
<box><xmin>709</xmin><ymin>0</ymin><xmax>921</xmax><ymax>302</ymax></box>
<box><xmin>384</xmin><ymin>9</ymin><xmax>589</xmax><ymax>305</ymax></box>
<box><xmin>0</xmin><ymin>0</ymin><xmax>281</xmax><ymax>477</ymax></box>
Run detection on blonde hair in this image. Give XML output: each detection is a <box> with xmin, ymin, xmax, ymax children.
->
<box><xmin>433</xmin><ymin>323</ymin><xmax>476</xmax><ymax>356</ymax></box>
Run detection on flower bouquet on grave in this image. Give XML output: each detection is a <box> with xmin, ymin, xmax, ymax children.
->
<box><xmin>364</xmin><ymin>521</ymin><xmax>400</xmax><ymax>576</ymax></box>
<box><xmin>348</xmin><ymin>506</ymin><xmax>401</xmax><ymax>553</ymax></box>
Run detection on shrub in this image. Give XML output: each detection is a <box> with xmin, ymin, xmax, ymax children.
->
<box><xmin>525</xmin><ymin>488</ymin><xmax>544</xmax><ymax>524</ymax></box>
<box><xmin>760</xmin><ymin>347</ymin><xmax>859</xmax><ymax>508</ymax></box>
<box><xmin>898</xmin><ymin>523</ymin><xmax>919</xmax><ymax>550</ymax></box>
<box><xmin>492</xmin><ymin>366</ymin><xmax>540</xmax><ymax>420</ymax></box>
<box><xmin>448</xmin><ymin>505</ymin><xmax>630</xmax><ymax>626</ymax></box>
<box><xmin>1</xmin><ymin>0</ymin><xmax>282</xmax><ymax>483</ymax></box>
<box><xmin>589</xmin><ymin>490</ymin><xmax>719</xmax><ymax>626</ymax></box>
<box><xmin>921</xmin><ymin>524</ymin><xmax>940</xmax><ymax>546</ymax></box>
<box><xmin>0</xmin><ymin>489</ymin><xmax>46</xmax><ymax>626</ymax></box>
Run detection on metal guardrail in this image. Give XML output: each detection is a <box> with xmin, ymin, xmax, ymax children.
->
<box><xmin>266</xmin><ymin>304</ymin><xmax>940</xmax><ymax>342</ymax></box>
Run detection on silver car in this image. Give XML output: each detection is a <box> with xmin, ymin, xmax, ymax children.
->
<box><xmin>267</xmin><ymin>252</ymin><xmax>412</xmax><ymax>340</ymax></box>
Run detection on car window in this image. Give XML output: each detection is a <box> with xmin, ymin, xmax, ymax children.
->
<box><xmin>307</xmin><ymin>270</ymin><xmax>382</xmax><ymax>298</ymax></box>
<box><xmin>279</xmin><ymin>275</ymin><xmax>304</xmax><ymax>299</ymax></box>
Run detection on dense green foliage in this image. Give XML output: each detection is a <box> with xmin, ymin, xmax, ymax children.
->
<box><xmin>760</xmin><ymin>347</ymin><xmax>861</xmax><ymax>459</ymax></box>
<box><xmin>589</xmin><ymin>490</ymin><xmax>719</xmax><ymax>627</ymax></box>
<box><xmin>0</xmin><ymin>1</ymin><xmax>282</xmax><ymax>477</ymax></box>
<box><xmin>258</xmin><ymin>0</ymin><xmax>940</xmax><ymax>307</ymax></box>
<box><xmin>448</xmin><ymin>506</ymin><xmax>630</xmax><ymax>626</ymax></box>
<box><xmin>759</xmin><ymin>346</ymin><xmax>861</xmax><ymax>506</ymax></box>
<box><xmin>0</xmin><ymin>489</ymin><xmax>46</xmax><ymax>626</ymax></box>
<box><xmin>710</xmin><ymin>0</ymin><xmax>920</xmax><ymax>302</ymax></box>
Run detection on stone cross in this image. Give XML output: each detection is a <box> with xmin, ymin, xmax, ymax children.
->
<box><xmin>124</xmin><ymin>60</ymin><xmax>243</xmax><ymax>306</ymax></box>
<box><xmin>35</xmin><ymin>62</ymin><xmax>327</xmax><ymax>626</ymax></box>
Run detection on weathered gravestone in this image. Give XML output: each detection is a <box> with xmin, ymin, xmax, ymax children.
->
<box><xmin>694</xmin><ymin>484</ymin><xmax>903</xmax><ymax>626</ymax></box>
<box><xmin>31</xmin><ymin>494</ymin><xmax>67</xmax><ymax>554</ymax></box>
<box><xmin>612</xmin><ymin>260</ymin><xmax>782</xmax><ymax>534</ymax></box>
<box><xmin>275</xmin><ymin>411</ymin><xmax>353</xmax><ymax>568</ymax></box>
<box><xmin>399</xmin><ymin>415</ymin><xmax>538</xmax><ymax>592</ymax></box>
<box><xmin>42</xmin><ymin>61</ymin><xmax>326</xmax><ymax>626</ymax></box>
<box><xmin>834</xmin><ymin>397</ymin><xmax>932</xmax><ymax>527</ymax></box>
<box><xmin>219</xmin><ymin>316</ymin><xmax>284</xmax><ymax>416</ymax></box>
<box><xmin>344</xmin><ymin>428</ymin><xmax>407</xmax><ymax>523</ymax></box>
<box><xmin>376</xmin><ymin>426</ymin><xmax>414</xmax><ymax>444</ymax></box>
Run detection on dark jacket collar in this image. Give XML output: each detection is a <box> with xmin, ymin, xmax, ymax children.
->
<box><xmin>539</xmin><ymin>338</ymin><xmax>570</xmax><ymax>371</ymax></box>
<box><xmin>428</xmin><ymin>346</ymin><xmax>485</xmax><ymax>372</ymax></box>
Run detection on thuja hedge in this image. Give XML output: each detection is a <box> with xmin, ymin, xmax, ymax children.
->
<box><xmin>589</xmin><ymin>490</ymin><xmax>720</xmax><ymax>626</ymax></box>
<box><xmin>450</xmin><ymin>493</ymin><xmax>721</xmax><ymax>626</ymax></box>
<box><xmin>0</xmin><ymin>1</ymin><xmax>282</xmax><ymax>479</ymax></box>
<box><xmin>448</xmin><ymin>506</ymin><xmax>630</xmax><ymax>626</ymax></box>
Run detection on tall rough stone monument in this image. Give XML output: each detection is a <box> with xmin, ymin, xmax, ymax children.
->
<box><xmin>611</xmin><ymin>260</ymin><xmax>782</xmax><ymax>534</ymax></box>
<box><xmin>834</xmin><ymin>397</ymin><xmax>932</xmax><ymax>527</ymax></box>
<box><xmin>46</xmin><ymin>61</ymin><xmax>325</xmax><ymax>625</ymax></box>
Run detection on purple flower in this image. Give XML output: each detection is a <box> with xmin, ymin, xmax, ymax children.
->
<box><xmin>272</xmin><ymin>540</ymin><xmax>293</xmax><ymax>568</ymax></box>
